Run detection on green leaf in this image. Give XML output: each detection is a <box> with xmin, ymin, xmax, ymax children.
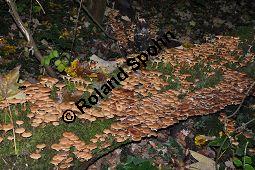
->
<box><xmin>208</xmin><ymin>136</ymin><xmax>225</xmax><ymax>147</ymax></box>
<box><xmin>52</xmin><ymin>50</ymin><xmax>59</xmax><ymax>58</ymax></box>
<box><xmin>132</xmin><ymin>157</ymin><xmax>145</xmax><ymax>165</ymax></box>
<box><xmin>44</xmin><ymin>57</ymin><xmax>51</xmax><ymax>66</ymax></box>
<box><xmin>244</xmin><ymin>164</ymin><xmax>255</xmax><ymax>170</ymax></box>
<box><xmin>244</xmin><ymin>156</ymin><xmax>253</xmax><ymax>165</ymax></box>
<box><xmin>57</xmin><ymin>64</ymin><xmax>65</xmax><ymax>72</ymax></box>
<box><xmin>41</xmin><ymin>57</ymin><xmax>45</xmax><ymax>65</ymax></box>
<box><xmin>54</xmin><ymin>60</ymin><xmax>61</xmax><ymax>66</ymax></box>
<box><xmin>233</xmin><ymin>158</ymin><xmax>242</xmax><ymax>167</ymax></box>
<box><xmin>33</xmin><ymin>5</ymin><xmax>42</xmax><ymax>13</ymax></box>
<box><xmin>236</xmin><ymin>146</ymin><xmax>245</xmax><ymax>157</ymax></box>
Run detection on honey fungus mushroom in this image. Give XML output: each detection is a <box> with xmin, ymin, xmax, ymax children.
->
<box><xmin>15</xmin><ymin>127</ymin><xmax>26</xmax><ymax>134</ymax></box>
<box><xmin>30</xmin><ymin>153</ymin><xmax>41</xmax><ymax>160</ymax></box>
<box><xmin>2</xmin><ymin>123</ymin><xmax>14</xmax><ymax>133</ymax></box>
<box><xmin>36</xmin><ymin>143</ymin><xmax>46</xmax><ymax>150</ymax></box>
<box><xmin>21</xmin><ymin>131</ymin><xmax>32</xmax><ymax>138</ymax></box>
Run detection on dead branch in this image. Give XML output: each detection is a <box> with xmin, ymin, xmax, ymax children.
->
<box><xmin>74</xmin><ymin>0</ymin><xmax>117</xmax><ymax>41</ymax></box>
<box><xmin>5</xmin><ymin>0</ymin><xmax>57</xmax><ymax>78</ymax></box>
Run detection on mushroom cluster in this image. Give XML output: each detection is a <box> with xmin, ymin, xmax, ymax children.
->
<box><xmin>50</xmin><ymin>132</ymin><xmax>95</xmax><ymax>168</ymax></box>
<box><xmin>0</xmin><ymin>36</ymin><xmax>254</xmax><ymax>168</ymax></box>
<box><xmin>75</xmin><ymin>36</ymin><xmax>254</xmax><ymax>147</ymax></box>
<box><xmin>0</xmin><ymin>120</ymin><xmax>32</xmax><ymax>144</ymax></box>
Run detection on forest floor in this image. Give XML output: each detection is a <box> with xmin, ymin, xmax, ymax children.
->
<box><xmin>0</xmin><ymin>0</ymin><xmax>255</xmax><ymax>169</ymax></box>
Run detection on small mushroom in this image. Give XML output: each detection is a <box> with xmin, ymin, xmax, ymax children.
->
<box><xmin>30</xmin><ymin>153</ymin><xmax>41</xmax><ymax>160</ymax></box>
<box><xmin>21</xmin><ymin>131</ymin><xmax>32</xmax><ymax>138</ymax></box>
<box><xmin>15</xmin><ymin>127</ymin><xmax>26</xmax><ymax>134</ymax></box>
<box><xmin>36</xmin><ymin>143</ymin><xmax>46</xmax><ymax>150</ymax></box>
<box><xmin>16</xmin><ymin>120</ymin><xmax>24</xmax><ymax>126</ymax></box>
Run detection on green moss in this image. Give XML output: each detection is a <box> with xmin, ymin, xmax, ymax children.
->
<box><xmin>65</xmin><ymin>80</ymin><xmax>76</xmax><ymax>93</ymax></box>
<box><xmin>49</xmin><ymin>85</ymin><xmax>58</xmax><ymax>100</ymax></box>
<box><xmin>0</xmin><ymin>104</ymin><xmax>115</xmax><ymax>169</ymax></box>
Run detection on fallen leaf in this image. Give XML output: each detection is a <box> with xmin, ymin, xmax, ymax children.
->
<box><xmin>0</xmin><ymin>66</ymin><xmax>21</xmax><ymax>101</ymax></box>
<box><xmin>187</xmin><ymin>150</ymin><xmax>216</xmax><ymax>170</ymax></box>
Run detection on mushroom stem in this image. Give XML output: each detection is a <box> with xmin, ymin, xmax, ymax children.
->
<box><xmin>6</xmin><ymin>99</ymin><xmax>18</xmax><ymax>155</ymax></box>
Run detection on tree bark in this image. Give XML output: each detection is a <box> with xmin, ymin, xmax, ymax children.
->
<box><xmin>87</xmin><ymin>0</ymin><xmax>106</xmax><ymax>25</ymax></box>
<box><xmin>5</xmin><ymin>0</ymin><xmax>57</xmax><ymax>78</ymax></box>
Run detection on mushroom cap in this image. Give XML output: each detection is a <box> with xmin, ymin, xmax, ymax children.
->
<box><xmin>30</xmin><ymin>153</ymin><xmax>41</xmax><ymax>160</ymax></box>
<box><xmin>63</xmin><ymin>132</ymin><xmax>79</xmax><ymax>141</ymax></box>
<box><xmin>22</xmin><ymin>81</ymin><xmax>32</xmax><ymax>87</ymax></box>
<box><xmin>76</xmin><ymin>152</ymin><xmax>92</xmax><ymax>160</ymax></box>
<box><xmin>27</xmin><ymin>113</ymin><xmax>35</xmax><ymax>119</ymax></box>
<box><xmin>36</xmin><ymin>143</ymin><xmax>46</xmax><ymax>149</ymax></box>
<box><xmin>16</xmin><ymin>120</ymin><xmax>24</xmax><ymax>125</ymax></box>
<box><xmin>51</xmin><ymin>144</ymin><xmax>63</xmax><ymax>151</ymax></box>
<box><xmin>52</xmin><ymin>122</ymin><xmax>60</xmax><ymax>126</ymax></box>
<box><xmin>86</xmin><ymin>143</ymin><xmax>97</xmax><ymax>150</ymax></box>
<box><xmin>15</xmin><ymin>127</ymin><xmax>26</xmax><ymax>134</ymax></box>
<box><xmin>2</xmin><ymin>124</ymin><xmax>14</xmax><ymax>132</ymax></box>
<box><xmin>50</xmin><ymin>159</ymin><xmax>60</xmax><ymax>166</ymax></box>
<box><xmin>21</xmin><ymin>131</ymin><xmax>32</xmax><ymax>138</ymax></box>
<box><xmin>7</xmin><ymin>136</ymin><xmax>14</xmax><ymax>141</ymax></box>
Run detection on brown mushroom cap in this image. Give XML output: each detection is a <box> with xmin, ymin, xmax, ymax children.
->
<box><xmin>16</xmin><ymin>120</ymin><xmax>24</xmax><ymax>125</ymax></box>
<box><xmin>15</xmin><ymin>127</ymin><xmax>26</xmax><ymax>134</ymax></box>
<box><xmin>7</xmin><ymin>136</ymin><xmax>14</xmax><ymax>141</ymax></box>
<box><xmin>36</xmin><ymin>143</ymin><xmax>46</xmax><ymax>149</ymax></box>
<box><xmin>76</xmin><ymin>152</ymin><xmax>93</xmax><ymax>160</ymax></box>
<box><xmin>21</xmin><ymin>131</ymin><xmax>32</xmax><ymax>138</ymax></box>
<box><xmin>27</xmin><ymin>113</ymin><xmax>35</xmax><ymax>119</ymax></box>
<box><xmin>2</xmin><ymin>123</ymin><xmax>14</xmax><ymax>132</ymax></box>
<box><xmin>51</xmin><ymin>144</ymin><xmax>63</xmax><ymax>151</ymax></box>
<box><xmin>30</xmin><ymin>153</ymin><xmax>41</xmax><ymax>160</ymax></box>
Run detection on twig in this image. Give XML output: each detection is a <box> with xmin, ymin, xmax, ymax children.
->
<box><xmin>235</xmin><ymin>118</ymin><xmax>255</xmax><ymax>132</ymax></box>
<box><xmin>71</xmin><ymin>0</ymin><xmax>84</xmax><ymax>52</ymax></box>
<box><xmin>227</xmin><ymin>81</ymin><xmax>255</xmax><ymax>118</ymax></box>
<box><xmin>243</xmin><ymin>141</ymin><xmax>249</xmax><ymax>169</ymax></box>
<box><xmin>34</xmin><ymin>0</ymin><xmax>46</xmax><ymax>14</ymax></box>
<box><xmin>2</xmin><ymin>158</ymin><xmax>9</xmax><ymax>166</ymax></box>
<box><xmin>216</xmin><ymin>119</ymin><xmax>254</xmax><ymax>163</ymax></box>
<box><xmin>216</xmin><ymin>136</ymin><xmax>228</xmax><ymax>163</ymax></box>
<box><xmin>5</xmin><ymin>0</ymin><xmax>57</xmax><ymax>78</ymax></box>
<box><xmin>74</xmin><ymin>140</ymin><xmax>132</xmax><ymax>169</ymax></box>
<box><xmin>75</xmin><ymin>0</ymin><xmax>117</xmax><ymax>41</ymax></box>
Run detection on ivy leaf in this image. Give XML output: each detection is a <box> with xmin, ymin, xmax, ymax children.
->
<box><xmin>52</xmin><ymin>50</ymin><xmax>59</xmax><ymax>58</ymax></box>
<box><xmin>208</xmin><ymin>136</ymin><xmax>226</xmax><ymax>147</ymax></box>
<box><xmin>236</xmin><ymin>146</ymin><xmax>245</xmax><ymax>157</ymax></box>
<box><xmin>33</xmin><ymin>5</ymin><xmax>42</xmax><ymax>13</ymax></box>
<box><xmin>244</xmin><ymin>156</ymin><xmax>253</xmax><ymax>165</ymax></box>
<box><xmin>55</xmin><ymin>59</ymin><xmax>61</xmax><ymax>66</ymax></box>
<box><xmin>57</xmin><ymin>64</ymin><xmax>65</xmax><ymax>72</ymax></box>
<box><xmin>44</xmin><ymin>57</ymin><xmax>51</xmax><ymax>66</ymax></box>
<box><xmin>233</xmin><ymin>157</ymin><xmax>242</xmax><ymax>167</ymax></box>
<box><xmin>244</xmin><ymin>164</ymin><xmax>255</xmax><ymax>170</ymax></box>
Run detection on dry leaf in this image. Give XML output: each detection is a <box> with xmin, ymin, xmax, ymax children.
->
<box><xmin>0</xmin><ymin>65</ymin><xmax>21</xmax><ymax>101</ymax></box>
<box><xmin>187</xmin><ymin>150</ymin><xmax>216</xmax><ymax>170</ymax></box>
<box><xmin>90</xmin><ymin>54</ymin><xmax>117</xmax><ymax>73</ymax></box>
